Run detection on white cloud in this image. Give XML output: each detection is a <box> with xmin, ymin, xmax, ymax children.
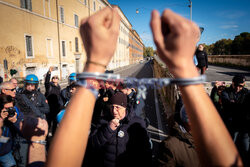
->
<box><xmin>217</xmin><ymin>10</ymin><xmax>246</xmax><ymax>19</ymax></box>
<box><xmin>140</xmin><ymin>33</ymin><xmax>153</xmax><ymax>42</ymax></box>
<box><xmin>220</xmin><ymin>25</ymin><xmax>238</xmax><ymax>29</ymax></box>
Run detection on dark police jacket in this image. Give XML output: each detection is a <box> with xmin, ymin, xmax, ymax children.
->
<box><xmin>16</xmin><ymin>90</ymin><xmax>49</xmax><ymax>119</ymax></box>
<box><xmin>221</xmin><ymin>86</ymin><xmax>249</xmax><ymax>131</ymax></box>
<box><xmin>86</xmin><ymin>109</ymin><xmax>152</xmax><ymax>167</ymax></box>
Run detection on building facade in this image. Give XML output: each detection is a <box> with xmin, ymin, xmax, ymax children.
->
<box><xmin>107</xmin><ymin>5</ymin><xmax>132</xmax><ymax>70</ymax></box>
<box><xmin>0</xmin><ymin>0</ymin><xmax>143</xmax><ymax>81</ymax></box>
<box><xmin>129</xmin><ymin>29</ymin><xmax>144</xmax><ymax>64</ymax></box>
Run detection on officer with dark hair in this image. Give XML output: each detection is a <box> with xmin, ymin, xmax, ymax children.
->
<box><xmin>221</xmin><ymin>75</ymin><xmax>249</xmax><ymax>164</ymax></box>
<box><xmin>0</xmin><ymin>94</ymin><xmax>23</xmax><ymax>167</ymax></box>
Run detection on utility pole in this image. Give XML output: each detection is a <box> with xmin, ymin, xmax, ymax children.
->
<box><xmin>188</xmin><ymin>0</ymin><xmax>192</xmax><ymax>21</ymax></box>
<box><xmin>56</xmin><ymin>0</ymin><xmax>62</xmax><ymax>80</ymax></box>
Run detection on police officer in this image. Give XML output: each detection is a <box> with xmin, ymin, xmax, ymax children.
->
<box><xmin>61</xmin><ymin>73</ymin><xmax>76</xmax><ymax>106</ymax></box>
<box><xmin>15</xmin><ymin>74</ymin><xmax>49</xmax><ymax>119</ymax></box>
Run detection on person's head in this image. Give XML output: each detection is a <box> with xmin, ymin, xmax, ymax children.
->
<box><xmin>109</xmin><ymin>92</ymin><xmax>127</xmax><ymax>120</ymax></box>
<box><xmin>0</xmin><ymin>94</ymin><xmax>14</xmax><ymax>115</ymax></box>
<box><xmin>68</xmin><ymin>73</ymin><xmax>77</xmax><ymax>85</ymax></box>
<box><xmin>0</xmin><ymin>81</ymin><xmax>16</xmax><ymax>98</ymax></box>
<box><xmin>10</xmin><ymin>78</ymin><xmax>18</xmax><ymax>89</ymax></box>
<box><xmin>232</xmin><ymin>75</ymin><xmax>246</xmax><ymax>93</ymax></box>
<box><xmin>105</xmin><ymin>80</ymin><xmax>116</xmax><ymax>90</ymax></box>
<box><xmin>69</xmin><ymin>82</ymin><xmax>80</xmax><ymax>96</ymax></box>
<box><xmin>25</xmin><ymin>74</ymin><xmax>39</xmax><ymax>92</ymax></box>
<box><xmin>52</xmin><ymin>75</ymin><xmax>59</xmax><ymax>84</ymax></box>
<box><xmin>198</xmin><ymin>44</ymin><xmax>204</xmax><ymax>51</ymax></box>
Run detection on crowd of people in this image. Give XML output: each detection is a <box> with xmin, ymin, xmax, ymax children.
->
<box><xmin>0</xmin><ymin>6</ymin><xmax>249</xmax><ymax>167</ymax></box>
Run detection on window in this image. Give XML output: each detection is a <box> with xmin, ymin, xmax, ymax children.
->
<box><xmin>84</xmin><ymin>0</ymin><xmax>87</xmax><ymax>5</ymax></box>
<box><xmin>75</xmin><ymin>37</ymin><xmax>79</xmax><ymax>52</ymax></box>
<box><xmin>44</xmin><ymin>0</ymin><xmax>51</xmax><ymax>17</ymax></box>
<box><xmin>74</xmin><ymin>14</ymin><xmax>79</xmax><ymax>27</ymax></box>
<box><xmin>46</xmin><ymin>38</ymin><xmax>53</xmax><ymax>57</ymax></box>
<box><xmin>20</xmin><ymin>0</ymin><xmax>32</xmax><ymax>11</ymax></box>
<box><xmin>26</xmin><ymin>67</ymin><xmax>36</xmax><ymax>75</ymax></box>
<box><xmin>93</xmin><ymin>1</ymin><xmax>96</xmax><ymax>11</ymax></box>
<box><xmin>25</xmin><ymin>35</ymin><xmax>33</xmax><ymax>58</ymax></box>
<box><xmin>61</xmin><ymin>41</ymin><xmax>66</xmax><ymax>57</ymax></box>
<box><xmin>60</xmin><ymin>6</ymin><xmax>64</xmax><ymax>23</ymax></box>
<box><xmin>99</xmin><ymin>6</ymin><xmax>101</xmax><ymax>11</ymax></box>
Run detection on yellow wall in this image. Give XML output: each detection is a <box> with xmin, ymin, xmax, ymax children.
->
<box><xmin>0</xmin><ymin>0</ymin><xmax>93</xmax><ymax>80</ymax></box>
<box><xmin>0</xmin><ymin>0</ymin><xmax>143</xmax><ymax>81</ymax></box>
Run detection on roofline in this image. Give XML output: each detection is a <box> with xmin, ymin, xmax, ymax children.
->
<box><xmin>111</xmin><ymin>5</ymin><xmax>132</xmax><ymax>27</ymax></box>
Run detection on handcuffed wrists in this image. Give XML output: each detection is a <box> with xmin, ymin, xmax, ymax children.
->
<box><xmin>26</xmin><ymin>140</ymin><xmax>47</xmax><ymax>145</ymax></box>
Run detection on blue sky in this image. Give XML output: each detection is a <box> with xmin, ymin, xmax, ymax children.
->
<box><xmin>108</xmin><ymin>0</ymin><xmax>250</xmax><ymax>48</ymax></box>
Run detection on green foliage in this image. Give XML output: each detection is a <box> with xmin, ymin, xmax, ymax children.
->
<box><xmin>205</xmin><ymin>32</ymin><xmax>250</xmax><ymax>55</ymax></box>
<box><xmin>231</xmin><ymin>32</ymin><xmax>250</xmax><ymax>54</ymax></box>
<box><xmin>10</xmin><ymin>69</ymin><xmax>17</xmax><ymax>76</ymax></box>
<box><xmin>143</xmin><ymin>47</ymin><xmax>154</xmax><ymax>58</ymax></box>
<box><xmin>213</xmin><ymin>39</ymin><xmax>233</xmax><ymax>55</ymax></box>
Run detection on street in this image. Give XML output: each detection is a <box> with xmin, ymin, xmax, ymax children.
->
<box><xmin>206</xmin><ymin>65</ymin><xmax>250</xmax><ymax>81</ymax></box>
<box><xmin>114</xmin><ymin>60</ymin><xmax>168</xmax><ymax>162</ymax></box>
<box><xmin>112</xmin><ymin>60</ymin><xmax>250</xmax><ymax>162</ymax></box>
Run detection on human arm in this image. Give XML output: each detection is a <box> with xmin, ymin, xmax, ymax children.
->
<box><xmin>20</xmin><ymin>116</ymin><xmax>48</xmax><ymax>167</ymax></box>
<box><xmin>46</xmin><ymin>7</ymin><xmax>120</xmax><ymax>167</ymax></box>
<box><xmin>44</xmin><ymin>68</ymin><xmax>52</xmax><ymax>90</ymax></box>
<box><xmin>150</xmin><ymin>9</ymin><xmax>242</xmax><ymax>166</ymax></box>
<box><xmin>89</xmin><ymin>122</ymin><xmax>117</xmax><ymax>149</ymax></box>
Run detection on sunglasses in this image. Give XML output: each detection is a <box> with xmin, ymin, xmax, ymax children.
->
<box><xmin>235</xmin><ymin>84</ymin><xmax>244</xmax><ymax>88</ymax></box>
<box><xmin>5</xmin><ymin>88</ymin><xmax>16</xmax><ymax>92</ymax></box>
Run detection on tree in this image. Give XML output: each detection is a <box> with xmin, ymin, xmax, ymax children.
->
<box><xmin>232</xmin><ymin>32</ymin><xmax>250</xmax><ymax>54</ymax></box>
<box><xmin>143</xmin><ymin>47</ymin><xmax>154</xmax><ymax>58</ymax></box>
<box><xmin>204</xmin><ymin>32</ymin><xmax>250</xmax><ymax>55</ymax></box>
<box><xmin>212</xmin><ymin>39</ymin><xmax>232</xmax><ymax>55</ymax></box>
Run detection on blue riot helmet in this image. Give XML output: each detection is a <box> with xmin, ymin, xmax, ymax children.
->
<box><xmin>68</xmin><ymin>73</ymin><xmax>76</xmax><ymax>84</ymax></box>
<box><xmin>24</xmin><ymin>74</ymin><xmax>39</xmax><ymax>89</ymax></box>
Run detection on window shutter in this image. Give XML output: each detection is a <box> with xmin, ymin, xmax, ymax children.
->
<box><xmin>27</xmin><ymin>0</ymin><xmax>32</xmax><ymax>11</ymax></box>
<box><xmin>74</xmin><ymin>14</ymin><xmax>78</xmax><ymax>27</ymax></box>
<box><xmin>62</xmin><ymin>41</ymin><xmax>66</xmax><ymax>56</ymax></box>
<box><xmin>26</xmin><ymin>36</ymin><xmax>33</xmax><ymax>57</ymax></box>
<box><xmin>20</xmin><ymin>0</ymin><xmax>25</xmax><ymax>8</ymax></box>
<box><xmin>60</xmin><ymin>7</ymin><xmax>64</xmax><ymax>23</ymax></box>
<box><xmin>75</xmin><ymin>37</ymin><xmax>79</xmax><ymax>52</ymax></box>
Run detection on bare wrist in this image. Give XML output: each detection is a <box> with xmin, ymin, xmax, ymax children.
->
<box><xmin>171</xmin><ymin>65</ymin><xmax>199</xmax><ymax>79</ymax></box>
<box><xmin>84</xmin><ymin>62</ymin><xmax>106</xmax><ymax>73</ymax></box>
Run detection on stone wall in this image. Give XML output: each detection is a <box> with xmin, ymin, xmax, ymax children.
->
<box><xmin>208</xmin><ymin>55</ymin><xmax>250</xmax><ymax>68</ymax></box>
<box><xmin>153</xmin><ymin>59</ymin><xmax>178</xmax><ymax>118</ymax></box>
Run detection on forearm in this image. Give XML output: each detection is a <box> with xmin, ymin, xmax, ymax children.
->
<box><xmin>28</xmin><ymin>143</ymin><xmax>46</xmax><ymax>166</ymax></box>
<box><xmin>46</xmin><ymin>88</ymin><xmax>96</xmax><ymax>167</ymax></box>
<box><xmin>180</xmin><ymin>84</ymin><xmax>241</xmax><ymax>166</ymax></box>
<box><xmin>45</xmin><ymin>72</ymin><xmax>51</xmax><ymax>86</ymax></box>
